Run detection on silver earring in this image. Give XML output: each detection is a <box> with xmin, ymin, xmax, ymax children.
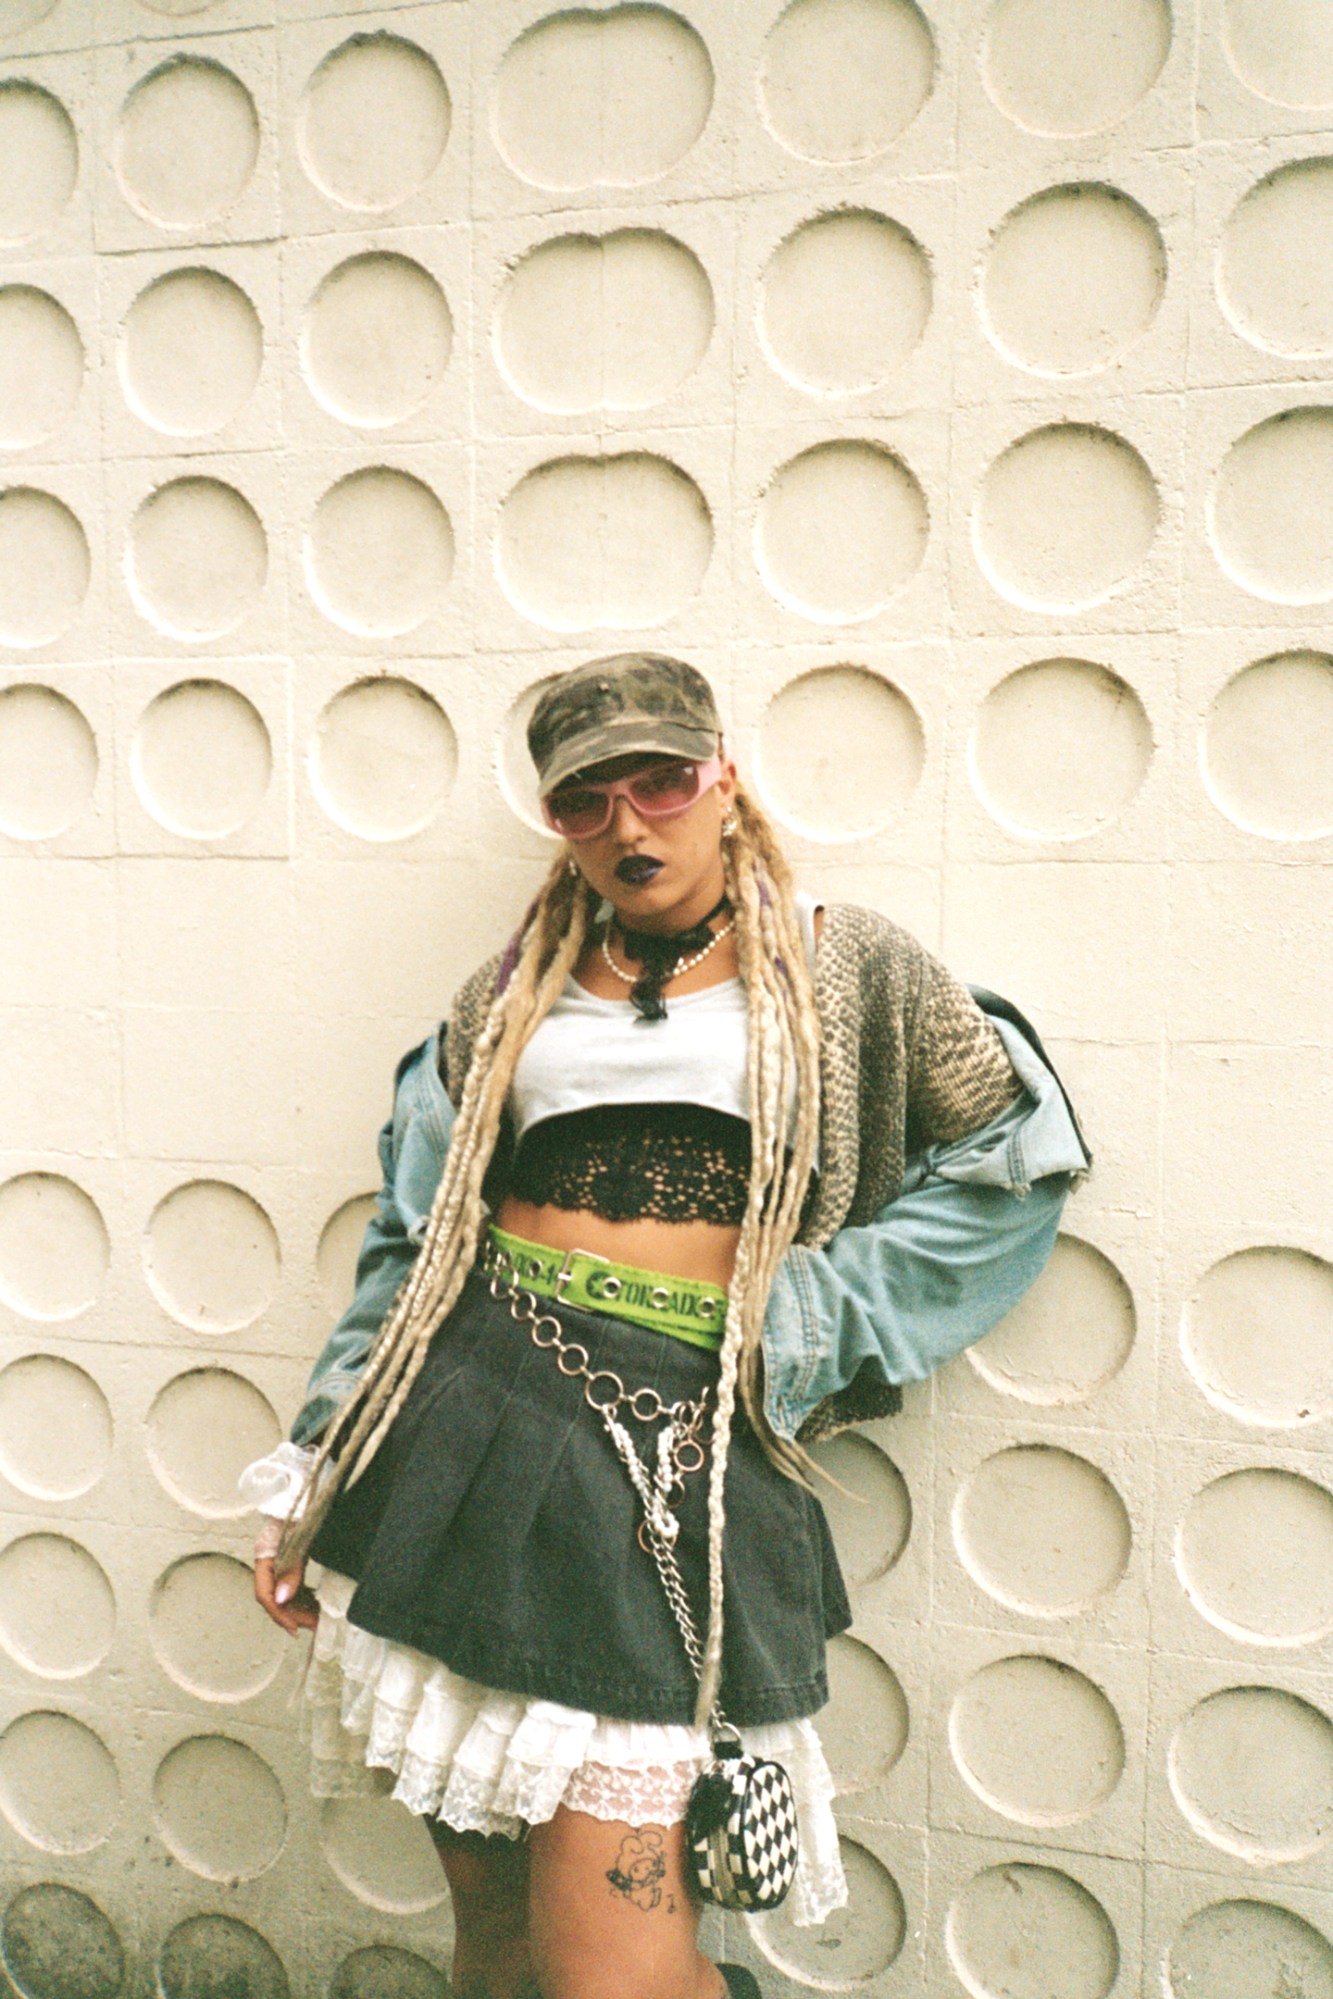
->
<box><xmin>566</xmin><ymin>855</ymin><xmax>580</xmax><ymax>877</ymax></box>
<box><xmin>721</xmin><ymin>811</ymin><xmax>738</xmax><ymax>837</ymax></box>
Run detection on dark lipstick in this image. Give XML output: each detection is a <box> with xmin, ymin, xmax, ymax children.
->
<box><xmin>615</xmin><ymin>855</ymin><xmax>664</xmax><ymax>885</ymax></box>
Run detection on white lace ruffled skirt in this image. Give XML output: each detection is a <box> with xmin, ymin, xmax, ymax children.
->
<box><xmin>307</xmin><ymin>1569</ymin><xmax>848</xmax><ymax>1930</ymax></box>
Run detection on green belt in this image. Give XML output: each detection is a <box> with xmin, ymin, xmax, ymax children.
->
<box><xmin>483</xmin><ymin>1225</ymin><xmax>726</xmax><ymax>1352</ymax></box>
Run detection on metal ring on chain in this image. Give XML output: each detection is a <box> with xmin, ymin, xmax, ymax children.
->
<box><xmin>583</xmin><ymin>1371</ymin><xmax>621</xmax><ymax>1410</ymax></box>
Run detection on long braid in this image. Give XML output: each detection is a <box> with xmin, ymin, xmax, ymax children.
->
<box><xmin>693</xmin><ymin>780</ymin><xmax>822</xmax><ymax>1725</ymax></box>
<box><xmin>278</xmin><ymin>853</ymin><xmax>595</xmax><ymax>1571</ymax></box>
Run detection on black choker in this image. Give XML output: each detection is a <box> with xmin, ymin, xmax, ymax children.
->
<box><xmin>613</xmin><ymin>893</ymin><xmax>731</xmax><ymax>1022</ymax></box>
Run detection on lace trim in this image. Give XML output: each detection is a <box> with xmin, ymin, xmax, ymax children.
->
<box><xmin>303</xmin><ymin>1571</ymin><xmax>849</xmax><ymax>1927</ymax></box>
<box><xmin>238</xmin><ymin>1439</ymin><xmax>316</xmax><ymax>1520</ymax></box>
<box><xmin>509</xmin><ymin>1103</ymin><xmax>754</xmax><ymax>1225</ymax></box>
<box><xmin>562</xmin><ymin>1759</ymin><xmax>700</xmax><ymax>1824</ymax></box>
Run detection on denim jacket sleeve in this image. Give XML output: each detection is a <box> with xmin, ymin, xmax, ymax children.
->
<box><xmin>289</xmin><ymin>1026</ymin><xmax>455</xmax><ymax>1447</ymax></box>
<box><xmin>761</xmin><ymin>1014</ymin><xmax>1091</xmax><ymax>1443</ymax></box>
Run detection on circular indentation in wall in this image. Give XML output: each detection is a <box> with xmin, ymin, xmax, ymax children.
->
<box><xmin>330</xmin><ymin>1947</ymin><xmax>446</xmax><ymax>1999</ymax></box>
<box><xmin>1202</xmin><ymin>651</ymin><xmax>1333</xmax><ymax>840</ymax></box>
<box><xmin>1</xmin><ymin>1885</ymin><xmax>124</xmax><ymax>1999</ymax></box>
<box><xmin>154</xmin><ymin>1734</ymin><xmax>286</xmax><ymax>1881</ymax></box>
<box><xmin>983</xmin><ymin>0</ymin><xmax>1169</xmax><ymax>136</ymax></box>
<box><xmin>116</xmin><ymin>58</ymin><xmax>259</xmax><ymax>231</ymax></box>
<box><xmin>143</xmin><ymin>1180</ymin><xmax>279</xmax><ymax>1333</ymax></box>
<box><xmin>305</xmin><ymin>468</ymin><xmax>452</xmax><ymax>638</ymax></box>
<box><xmin>0</xmin><ymin>487</ymin><xmax>89</xmax><ymax>648</ymax></box>
<box><xmin>303</xmin><ymin>254</ymin><xmax>451</xmax><ymax>429</ymax></box>
<box><xmin>0</xmin><ymin>1173</ymin><xmax>108</xmax><ymax>1321</ymax></box>
<box><xmin>0</xmin><ymin>1712</ymin><xmax>119</xmax><ymax>1854</ymax></box>
<box><xmin>0</xmin><ymin>1</ymin><xmax>59</xmax><ymax>30</ymax></box>
<box><xmin>1222</xmin><ymin>0</ymin><xmax>1333</xmax><ymax>110</ymax></box>
<box><xmin>947</xmin><ymin>1863</ymin><xmax>1118</xmax><ymax>1999</ymax></box>
<box><xmin>317</xmin><ymin>1195</ymin><xmax>377</xmax><ymax>1318</ymax></box>
<box><xmin>1166</xmin><ymin>1900</ymin><xmax>1333</xmax><ymax>1999</ymax></box>
<box><xmin>759</xmin><ymin>0</ymin><xmax>934</xmax><ymax>165</ymax></box>
<box><xmin>0</xmin><ymin>83</ymin><xmax>77</xmax><ymax>248</ymax></box>
<box><xmin>498</xmin><ymin>673</ymin><xmax>561</xmax><ymax>833</ymax></box>
<box><xmin>494</xmin><ymin>7</ymin><xmax>712</xmax><ymax>192</ymax></box>
<box><xmin>0</xmin><ymin>288</ymin><xmax>82</xmax><ymax>450</ymax></box>
<box><xmin>0</xmin><ymin>685</ymin><xmax>96</xmax><ymax>840</ymax></box>
<box><xmin>823</xmin><ymin>1635</ymin><xmax>908</xmax><ymax>1791</ymax></box>
<box><xmin>0</xmin><ymin>1536</ymin><xmax>114</xmax><ymax>1679</ymax></box>
<box><xmin>971</xmin><ymin>660</ymin><xmax>1153</xmax><ymax>842</ymax></box>
<box><xmin>756</xmin><ymin>664</ymin><xmax>924</xmax><ymax>839</ymax></box>
<box><xmin>950</xmin><ymin>1655</ymin><xmax>1125</xmax><ymax>1826</ymax></box>
<box><xmin>982</xmin><ymin>185</ymin><xmax>1165</xmax><ymax>377</ymax></box>
<box><xmin>0</xmin><ymin>1355</ymin><xmax>111</xmax><ymax>1501</ymax></box>
<box><xmin>955</xmin><ymin>1445</ymin><xmax>1131</xmax><ymax>1616</ymax></box>
<box><xmin>759</xmin><ymin>210</ymin><xmax>930</xmax><ymax>396</ymax></box>
<box><xmin>808</xmin><ymin>1432</ymin><xmax>911</xmax><ymax>1585</ymax></box>
<box><xmin>1178</xmin><ymin>1470</ymin><xmax>1333</xmax><ymax>1646</ymax></box>
<box><xmin>1183</xmin><ymin>1246</ymin><xmax>1333</xmax><ymax>1428</ymax></box>
<box><xmin>146</xmin><ymin>1367</ymin><xmax>280</xmax><ymax>1517</ymax></box>
<box><xmin>300</xmin><ymin>34</ymin><xmax>449</xmax><ymax>213</ymax></box>
<box><xmin>756</xmin><ymin>440</ymin><xmax>928</xmax><ymax>622</ymax></box>
<box><xmin>131</xmin><ymin>680</ymin><xmax>271</xmax><ymax>841</ymax></box>
<box><xmin>967</xmin><ymin>1236</ymin><xmax>1135</xmax><ymax>1403</ymax></box>
<box><xmin>151</xmin><ymin>1552</ymin><xmax>283</xmax><ymax>1702</ymax></box>
<box><xmin>975</xmin><ymin>424</ymin><xmax>1158</xmax><ymax>613</ymax></box>
<box><xmin>1211</xmin><ymin>410</ymin><xmax>1333</xmax><ymax>606</ymax></box>
<box><xmin>496</xmin><ymin>230</ymin><xmax>712</xmax><ymax>415</ymax></box>
<box><xmin>320</xmin><ymin>1798</ymin><xmax>449</xmax><ymax>1914</ymax></box>
<box><xmin>310</xmin><ymin>678</ymin><xmax>456</xmax><ymax>842</ymax></box>
<box><xmin>160</xmin><ymin>1916</ymin><xmax>290</xmax><ymax>1999</ymax></box>
<box><xmin>757</xmin><ymin>1837</ymin><xmax>904</xmax><ymax>1985</ymax></box>
<box><xmin>119</xmin><ymin>268</ymin><xmax>262</xmax><ymax>439</ymax></box>
<box><xmin>498</xmin><ymin>453</ymin><xmax>712</xmax><ymax>631</ymax></box>
<box><xmin>127</xmin><ymin>477</ymin><xmax>266</xmax><ymax>640</ymax></box>
<box><xmin>1170</xmin><ymin>1687</ymin><xmax>1333</xmax><ymax>1863</ymax></box>
<box><xmin>1220</xmin><ymin>161</ymin><xmax>1333</xmax><ymax>358</ymax></box>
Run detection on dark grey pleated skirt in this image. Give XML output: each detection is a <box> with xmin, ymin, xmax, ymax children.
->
<box><xmin>308</xmin><ymin>1266</ymin><xmax>851</xmax><ymax>1726</ymax></box>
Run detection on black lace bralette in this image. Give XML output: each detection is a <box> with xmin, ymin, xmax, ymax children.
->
<box><xmin>508</xmin><ymin>1101</ymin><xmax>756</xmax><ymax>1225</ymax></box>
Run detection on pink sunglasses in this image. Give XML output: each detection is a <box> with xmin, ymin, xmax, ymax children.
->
<box><xmin>542</xmin><ymin>754</ymin><xmax>724</xmax><ymax>841</ymax></box>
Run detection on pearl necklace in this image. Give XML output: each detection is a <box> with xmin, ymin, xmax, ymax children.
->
<box><xmin>600</xmin><ymin>916</ymin><xmax>736</xmax><ymax>987</ymax></box>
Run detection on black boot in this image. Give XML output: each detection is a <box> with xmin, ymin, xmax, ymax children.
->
<box><xmin>718</xmin><ymin>1966</ymin><xmax>762</xmax><ymax>1999</ymax></box>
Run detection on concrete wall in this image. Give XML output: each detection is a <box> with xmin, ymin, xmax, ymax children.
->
<box><xmin>1</xmin><ymin>2</ymin><xmax>1332</xmax><ymax>1995</ymax></box>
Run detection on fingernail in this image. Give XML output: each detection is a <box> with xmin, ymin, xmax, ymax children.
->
<box><xmin>275</xmin><ymin>1580</ymin><xmax>292</xmax><ymax>1604</ymax></box>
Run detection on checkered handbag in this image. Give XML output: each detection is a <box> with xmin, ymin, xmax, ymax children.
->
<box><xmin>599</xmin><ymin>1392</ymin><xmax>801</xmax><ymax>1910</ymax></box>
<box><xmin>684</xmin><ymin>1733</ymin><xmax>800</xmax><ymax>1911</ymax></box>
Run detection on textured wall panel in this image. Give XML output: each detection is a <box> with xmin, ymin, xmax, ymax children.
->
<box><xmin>0</xmin><ymin>3</ymin><xmax>1330</xmax><ymax>1997</ymax></box>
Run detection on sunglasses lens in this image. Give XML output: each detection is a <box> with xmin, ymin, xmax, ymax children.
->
<box><xmin>546</xmin><ymin>786</ymin><xmax>607</xmax><ymax>837</ymax></box>
<box><xmin>629</xmin><ymin>762</ymin><xmax>700</xmax><ymax>812</ymax></box>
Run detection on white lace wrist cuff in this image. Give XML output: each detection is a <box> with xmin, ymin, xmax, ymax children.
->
<box><xmin>238</xmin><ymin>1440</ymin><xmax>317</xmax><ymax>1521</ymax></box>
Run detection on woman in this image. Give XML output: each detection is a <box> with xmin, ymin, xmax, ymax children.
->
<box><xmin>245</xmin><ymin>653</ymin><xmax>1090</xmax><ymax>1999</ymax></box>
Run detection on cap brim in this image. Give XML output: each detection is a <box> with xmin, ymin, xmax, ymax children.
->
<box><xmin>536</xmin><ymin>718</ymin><xmax>719</xmax><ymax>797</ymax></box>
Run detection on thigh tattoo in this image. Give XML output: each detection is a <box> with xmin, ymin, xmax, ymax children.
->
<box><xmin>605</xmin><ymin>1828</ymin><xmax>675</xmax><ymax>1914</ymax></box>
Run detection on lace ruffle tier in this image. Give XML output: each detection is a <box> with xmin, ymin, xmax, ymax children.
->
<box><xmin>305</xmin><ymin>1570</ymin><xmax>848</xmax><ymax>1929</ymax></box>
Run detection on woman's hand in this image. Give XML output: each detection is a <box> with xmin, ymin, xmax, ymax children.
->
<box><xmin>254</xmin><ymin>1554</ymin><xmax>320</xmax><ymax>1636</ymax></box>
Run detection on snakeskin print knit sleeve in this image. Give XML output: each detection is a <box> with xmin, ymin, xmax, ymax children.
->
<box><xmin>904</xmin><ymin>949</ymin><xmax>1024</xmax><ymax>1155</ymax></box>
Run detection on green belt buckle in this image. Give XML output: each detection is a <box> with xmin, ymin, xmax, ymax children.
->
<box><xmin>486</xmin><ymin>1226</ymin><xmax>725</xmax><ymax>1353</ymax></box>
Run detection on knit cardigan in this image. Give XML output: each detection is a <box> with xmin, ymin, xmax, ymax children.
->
<box><xmin>443</xmin><ymin>901</ymin><xmax>1029</xmax><ymax>1441</ymax></box>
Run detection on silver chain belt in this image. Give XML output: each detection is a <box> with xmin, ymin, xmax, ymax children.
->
<box><xmin>484</xmin><ymin>1247</ymin><xmax>719</xmax><ymax>1705</ymax></box>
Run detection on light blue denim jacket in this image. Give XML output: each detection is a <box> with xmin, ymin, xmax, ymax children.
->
<box><xmin>289</xmin><ymin>1006</ymin><xmax>1090</xmax><ymax>1450</ymax></box>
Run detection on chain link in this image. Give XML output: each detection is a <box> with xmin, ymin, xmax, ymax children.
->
<box><xmin>485</xmin><ymin>1246</ymin><xmax>724</xmax><ymax>1731</ymax></box>
<box><xmin>485</xmin><ymin>1251</ymin><xmax>711</xmax><ymax>1490</ymax></box>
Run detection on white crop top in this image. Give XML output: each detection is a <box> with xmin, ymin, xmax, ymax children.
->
<box><xmin>508</xmin><ymin>891</ymin><xmax>820</xmax><ymax>1141</ymax></box>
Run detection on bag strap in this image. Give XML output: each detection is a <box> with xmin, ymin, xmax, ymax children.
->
<box><xmin>600</xmin><ymin>1405</ymin><xmax>730</xmax><ymax>1740</ymax></box>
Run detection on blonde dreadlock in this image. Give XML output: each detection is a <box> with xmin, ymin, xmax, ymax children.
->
<box><xmin>279</xmin><ymin>780</ymin><xmax>823</xmax><ymax>1729</ymax></box>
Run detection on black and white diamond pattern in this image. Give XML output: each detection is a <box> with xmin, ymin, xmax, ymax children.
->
<box><xmin>688</xmin><ymin>1756</ymin><xmax>799</xmax><ymax>1911</ymax></box>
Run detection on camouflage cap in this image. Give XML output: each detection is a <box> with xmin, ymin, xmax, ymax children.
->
<box><xmin>527</xmin><ymin>653</ymin><xmax>721</xmax><ymax>797</ymax></box>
